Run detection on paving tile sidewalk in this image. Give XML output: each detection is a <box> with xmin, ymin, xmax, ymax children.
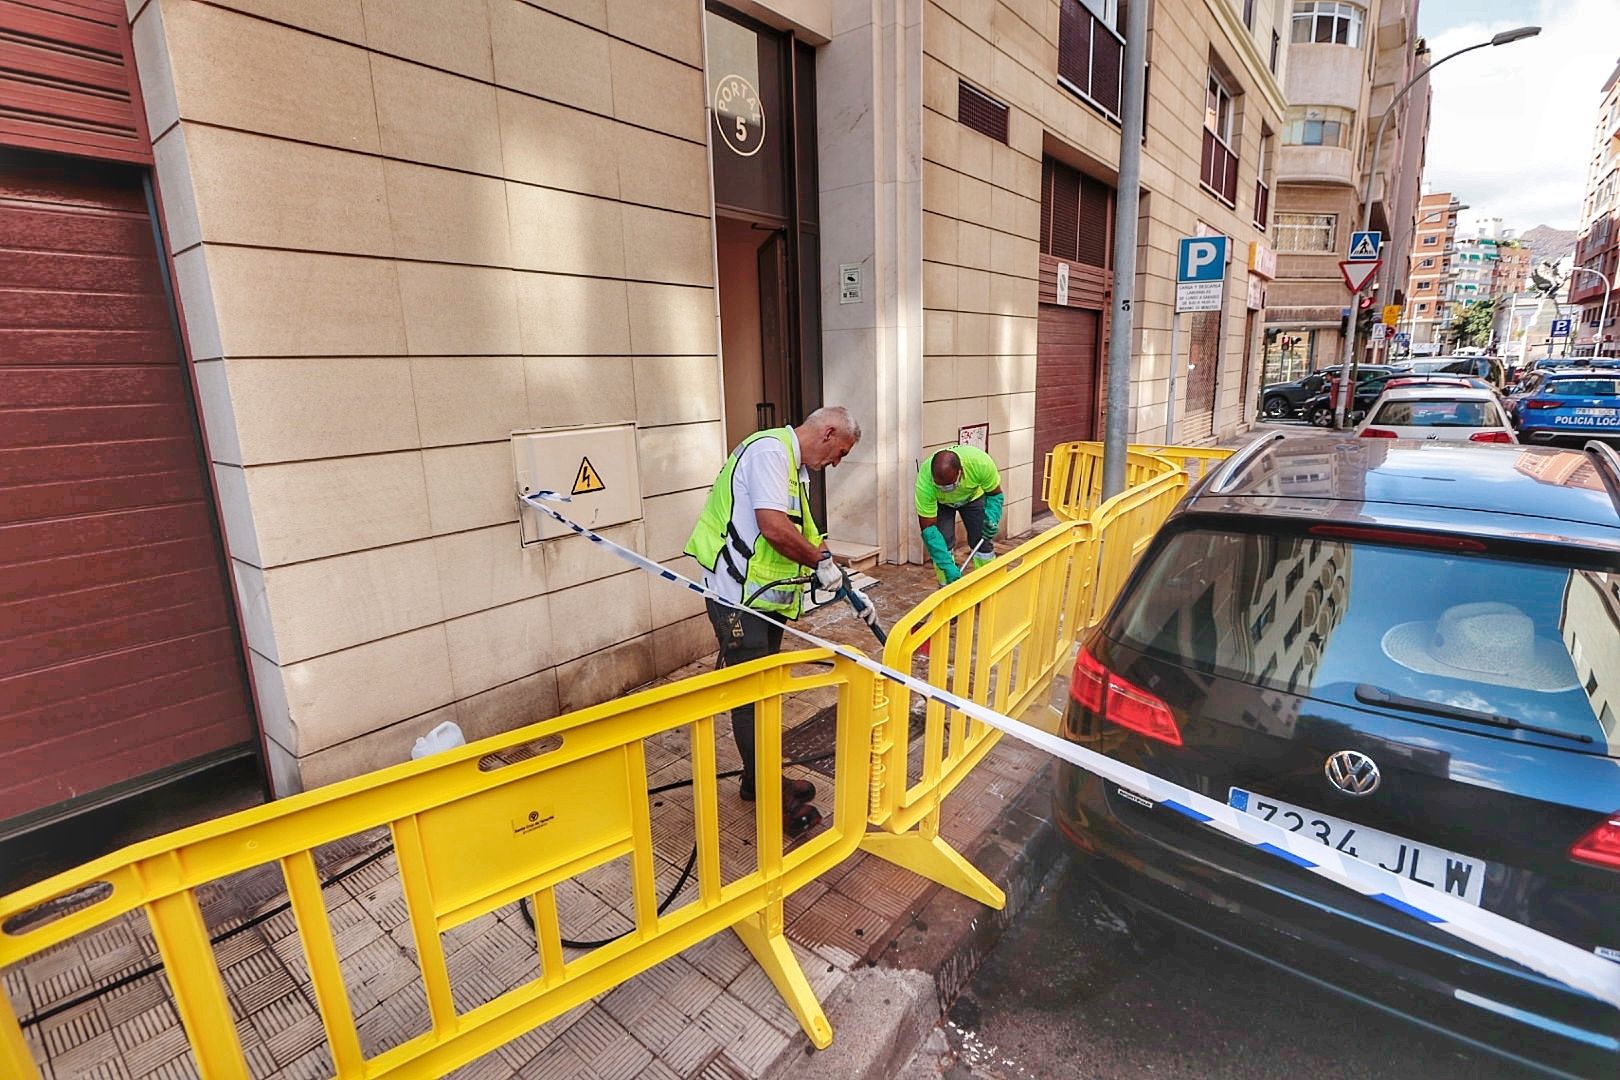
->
<box><xmin>7</xmin><ymin>546</ymin><xmax>1062</xmax><ymax>1080</ymax></box>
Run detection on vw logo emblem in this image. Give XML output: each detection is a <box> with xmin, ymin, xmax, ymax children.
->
<box><xmin>1324</xmin><ymin>750</ymin><xmax>1380</xmax><ymax>796</ymax></box>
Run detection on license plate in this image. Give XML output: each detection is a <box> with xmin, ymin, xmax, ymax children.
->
<box><xmin>1228</xmin><ymin>788</ymin><xmax>1487</xmax><ymax>906</ymax></box>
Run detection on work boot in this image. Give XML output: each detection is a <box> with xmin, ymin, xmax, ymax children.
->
<box><xmin>739</xmin><ymin>777</ymin><xmax>817</xmax><ymax>804</ymax></box>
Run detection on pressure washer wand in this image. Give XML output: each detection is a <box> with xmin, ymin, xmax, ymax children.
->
<box><xmin>957</xmin><ymin>537</ymin><xmax>989</xmax><ymax>576</ymax></box>
<box><xmin>838</xmin><ymin>571</ymin><xmax>888</xmax><ymax>646</ymax></box>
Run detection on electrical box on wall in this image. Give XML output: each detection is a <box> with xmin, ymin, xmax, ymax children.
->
<box><xmin>512</xmin><ymin>423</ymin><xmax>642</xmax><ymax>545</ymax></box>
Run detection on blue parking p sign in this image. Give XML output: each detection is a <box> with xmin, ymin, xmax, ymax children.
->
<box><xmin>1552</xmin><ymin>317</ymin><xmax>1573</xmax><ymax>338</ymax></box>
<box><xmin>1177</xmin><ymin>236</ymin><xmax>1228</xmax><ymax>283</ymax></box>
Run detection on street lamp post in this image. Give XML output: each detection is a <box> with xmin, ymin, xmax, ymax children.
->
<box><xmin>1333</xmin><ymin>25</ymin><xmax>1540</xmax><ymax>427</ymax></box>
<box><xmin>1569</xmin><ymin>265</ymin><xmax>1613</xmax><ymax>358</ymax></box>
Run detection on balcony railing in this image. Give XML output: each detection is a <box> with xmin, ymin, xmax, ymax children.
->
<box><xmin>1058</xmin><ymin>0</ymin><xmax>1124</xmax><ymax>121</ymax></box>
<box><xmin>1201</xmin><ymin>129</ymin><xmax>1238</xmax><ymax>205</ymax></box>
<box><xmin>1253</xmin><ymin>179</ymin><xmax>1270</xmax><ymax>230</ymax></box>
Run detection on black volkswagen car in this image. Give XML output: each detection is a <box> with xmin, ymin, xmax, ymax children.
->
<box><xmin>1057</xmin><ymin>435</ymin><xmax>1620</xmax><ymax>1077</ymax></box>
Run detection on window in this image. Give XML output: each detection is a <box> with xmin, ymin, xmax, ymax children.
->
<box><xmin>1243</xmin><ymin>0</ymin><xmax>1255</xmax><ymax>28</ymax></box>
<box><xmin>1422</xmin><ymin>235</ymin><xmax>1438</xmax><ymax>246</ymax></box>
<box><xmin>1275</xmin><ymin>212</ymin><xmax>1335</xmax><ymax>252</ymax></box>
<box><xmin>1201</xmin><ymin>71</ymin><xmax>1239</xmax><ymax>204</ymax></box>
<box><xmin>1254</xmin><ymin>130</ymin><xmax>1273</xmax><ymax>229</ymax></box>
<box><xmin>1417</xmin><ymin>302</ymin><xmax>1429</xmax><ymax>312</ymax></box>
<box><xmin>1058</xmin><ymin>0</ymin><xmax>1126</xmax><ymax>121</ymax></box>
<box><xmin>1270</xmin><ymin>30</ymin><xmax>1281</xmax><ymax>72</ymax></box>
<box><xmin>1420</xmin><ymin>257</ymin><xmax>1434</xmax><ymax>268</ymax></box>
<box><xmin>1417</xmin><ymin>280</ymin><xmax>1431</xmax><ymax>290</ymax></box>
<box><xmin>1282</xmin><ymin>105</ymin><xmax>1353</xmax><ymax>148</ymax></box>
<box><xmin>1205</xmin><ymin>73</ymin><xmax>1234</xmax><ymax>145</ymax></box>
<box><xmin>1291</xmin><ymin>1</ymin><xmax>1364</xmax><ymax>47</ymax></box>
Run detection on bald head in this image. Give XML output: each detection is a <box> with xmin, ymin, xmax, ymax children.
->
<box><xmin>931</xmin><ymin>450</ymin><xmax>962</xmax><ymax>487</ymax></box>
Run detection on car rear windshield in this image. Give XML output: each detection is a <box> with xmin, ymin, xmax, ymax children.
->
<box><xmin>1370</xmin><ymin>399</ymin><xmax>1503</xmax><ymax>427</ymax></box>
<box><xmin>1545</xmin><ymin>378</ymin><xmax>1620</xmax><ymax>397</ymax></box>
<box><xmin>1108</xmin><ymin>527</ymin><xmax>1618</xmax><ymax>751</ymax></box>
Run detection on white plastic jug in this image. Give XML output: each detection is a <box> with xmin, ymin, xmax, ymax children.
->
<box><xmin>410</xmin><ymin>719</ymin><xmax>466</xmax><ymax>760</ymax></box>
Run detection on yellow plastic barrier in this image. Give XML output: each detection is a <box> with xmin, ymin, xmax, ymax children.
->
<box><xmin>1</xmin><ymin>650</ymin><xmax>882</xmax><ymax>1078</ymax></box>
<box><xmin>861</xmin><ymin>441</ymin><xmax>1230</xmax><ymax>905</ymax></box>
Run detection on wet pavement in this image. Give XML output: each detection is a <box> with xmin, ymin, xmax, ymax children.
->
<box><xmin>907</xmin><ymin>855</ymin><xmax>1543</xmax><ymax>1080</ymax></box>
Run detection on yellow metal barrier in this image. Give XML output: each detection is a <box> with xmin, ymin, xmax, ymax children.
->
<box><xmin>863</xmin><ymin>441</ymin><xmax>1230</xmax><ymax>905</ymax></box>
<box><xmin>1</xmin><ymin>650</ymin><xmax>882</xmax><ymax>1077</ymax></box>
<box><xmin>859</xmin><ymin>518</ymin><xmax>1097</xmax><ymax>907</ymax></box>
<box><xmin>1042</xmin><ymin>441</ymin><xmax>1231</xmax><ymax>521</ymax></box>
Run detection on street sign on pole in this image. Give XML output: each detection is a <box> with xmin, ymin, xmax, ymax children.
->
<box><xmin>1370</xmin><ymin>324</ymin><xmax>1389</xmax><ymax>342</ymax></box>
<box><xmin>1175</xmin><ymin>235</ymin><xmax>1227</xmax><ymax>312</ymax></box>
<box><xmin>1552</xmin><ymin>317</ymin><xmax>1573</xmax><ymax>338</ymax></box>
<box><xmin>1340</xmin><ymin>260</ymin><xmax>1380</xmax><ymax>293</ymax></box>
<box><xmin>1394</xmin><ymin>332</ymin><xmax>1411</xmax><ymax>347</ymax></box>
<box><xmin>1348</xmin><ymin>231</ymin><xmax>1381</xmax><ymax>261</ymax></box>
<box><xmin>1381</xmin><ymin>304</ymin><xmax>1401</xmax><ymax>326</ymax></box>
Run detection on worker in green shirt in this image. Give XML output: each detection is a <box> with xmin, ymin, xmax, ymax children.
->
<box><xmin>915</xmin><ymin>445</ymin><xmax>1004</xmax><ymax>584</ymax></box>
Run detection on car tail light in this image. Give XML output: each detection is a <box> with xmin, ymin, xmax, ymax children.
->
<box><xmin>1571</xmin><ymin>815</ymin><xmax>1620</xmax><ymax>870</ymax></box>
<box><xmin>1522</xmin><ymin>399</ymin><xmax>1561</xmax><ymax>410</ymax></box>
<box><xmin>1069</xmin><ymin>647</ymin><xmax>1182</xmax><ymax>745</ymax></box>
<box><xmin>1359</xmin><ymin>427</ymin><xmax>1398</xmax><ymax>438</ymax></box>
<box><xmin>1468</xmin><ymin>431</ymin><xmax>1514</xmax><ymax>443</ymax></box>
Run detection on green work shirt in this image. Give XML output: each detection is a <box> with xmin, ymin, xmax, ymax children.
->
<box><xmin>915</xmin><ymin>445</ymin><xmax>1001</xmax><ymax>516</ymax></box>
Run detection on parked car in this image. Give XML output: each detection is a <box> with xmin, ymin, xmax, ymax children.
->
<box><xmin>1301</xmin><ymin>373</ymin><xmax>1394</xmax><ymax>426</ymax></box>
<box><xmin>1356</xmin><ymin>386</ymin><xmax>1517</xmax><ymax>443</ymax></box>
<box><xmin>1055</xmin><ymin>434</ymin><xmax>1620</xmax><ymax>1076</ymax></box>
<box><xmin>1392</xmin><ymin>355</ymin><xmax>1508</xmax><ymax>387</ymax></box>
<box><xmin>1511</xmin><ymin>370</ymin><xmax>1620</xmax><ymax>445</ymax></box>
<box><xmin>1260</xmin><ymin>365</ymin><xmax>1395</xmax><ymax>420</ymax></box>
<box><xmin>1381</xmin><ymin>374</ymin><xmax>1503</xmax><ymax>401</ymax></box>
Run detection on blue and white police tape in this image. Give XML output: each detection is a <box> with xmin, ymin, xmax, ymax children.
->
<box><xmin>519</xmin><ymin>489</ymin><xmax>1620</xmax><ymax>1012</ymax></box>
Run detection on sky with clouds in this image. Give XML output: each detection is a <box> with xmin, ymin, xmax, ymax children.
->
<box><xmin>1417</xmin><ymin>0</ymin><xmax>1617</xmax><ymax>235</ymax></box>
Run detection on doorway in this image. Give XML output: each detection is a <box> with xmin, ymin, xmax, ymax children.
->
<box><xmin>706</xmin><ymin>3</ymin><xmax>823</xmax><ymax>517</ymax></box>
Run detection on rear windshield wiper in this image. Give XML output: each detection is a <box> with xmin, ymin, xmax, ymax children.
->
<box><xmin>1355</xmin><ymin>684</ymin><xmax>1594</xmax><ymax>744</ymax></box>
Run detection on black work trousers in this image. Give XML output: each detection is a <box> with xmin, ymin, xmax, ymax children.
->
<box><xmin>936</xmin><ymin>495</ymin><xmax>989</xmax><ymax>552</ymax></box>
<box><xmin>705</xmin><ymin>598</ymin><xmax>786</xmax><ymax>791</ymax></box>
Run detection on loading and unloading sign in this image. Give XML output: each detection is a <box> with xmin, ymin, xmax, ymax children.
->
<box><xmin>572</xmin><ymin>456</ymin><xmax>605</xmax><ymax>495</ymax></box>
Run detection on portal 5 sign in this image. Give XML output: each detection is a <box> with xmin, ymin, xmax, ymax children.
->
<box><xmin>713</xmin><ymin>74</ymin><xmax>765</xmax><ymax>157</ymax></box>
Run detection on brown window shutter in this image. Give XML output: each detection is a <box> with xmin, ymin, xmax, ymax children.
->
<box><xmin>1077</xmin><ymin>175</ymin><xmax>1112</xmax><ymax>268</ymax></box>
<box><xmin>1057</xmin><ymin>0</ymin><xmax>1090</xmax><ymax>89</ymax></box>
<box><xmin>1043</xmin><ymin>156</ymin><xmax>1082</xmax><ymax>261</ymax></box>
<box><xmin>957</xmin><ymin>81</ymin><xmax>1009</xmax><ymax>144</ymax></box>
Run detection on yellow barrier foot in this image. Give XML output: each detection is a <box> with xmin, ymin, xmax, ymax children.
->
<box><xmin>859</xmin><ymin>832</ymin><xmax>1007</xmax><ymax>910</ymax></box>
<box><xmin>732</xmin><ymin>909</ymin><xmax>834</xmax><ymax>1049</ymax></box>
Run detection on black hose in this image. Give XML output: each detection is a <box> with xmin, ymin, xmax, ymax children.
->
<box><xmin>17</xmin><ymin>752</ymin><xmax>840</xmax><ymax>1028</ymax></box>
<box><xmin>17</xmin><ymin>843</ymin><xmax>394</xmax><ymax>1029</ymax></box>
<box><xmin>517</xmin><ymin>750</ymin><xmax>837</xmax><ymax>948</ymax></box>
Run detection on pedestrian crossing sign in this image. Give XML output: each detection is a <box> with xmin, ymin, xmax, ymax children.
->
<box><xmin>1348</xmin><ymin>231</ymin><xmax>1381</xmax><ymax>261</ymax></box>
<box><xmin>572</xmin><ymin>456</ymin><xmax>606</xmax><ymax>495</ymax></box>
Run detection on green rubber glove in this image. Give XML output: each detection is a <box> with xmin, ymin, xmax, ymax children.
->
<box><xmin>983</xmin><ymin>491</ymin><xmax>1004</xmax><ymax>540</ymax></box>
<box><xmin>921</xmin><ymin>525</ymin><xmax>961</xmax><ymax>583</ymax></box>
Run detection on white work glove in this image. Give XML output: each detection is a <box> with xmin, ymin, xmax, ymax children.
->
<box><xmin>814</xmin><ymin>556</ymin><xmax>844</xmax><ymax>592</ymax></box>
<box><xmin>849</xmin><ymin>586</ymin><xmax>880</xmax><ymax>629</ymax></box>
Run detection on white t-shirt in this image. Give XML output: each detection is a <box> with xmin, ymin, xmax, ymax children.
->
<box><xmin>702</xmin><ymin>429</ymin><xmax>810</xmax><ymax>605</ymax></box>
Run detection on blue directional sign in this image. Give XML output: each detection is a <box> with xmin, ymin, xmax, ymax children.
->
<box><xmin>1394</xmin><ymin>332</ymin><xmax>1411</xmax><ymax>347</ymax></box>
<box><xmin>1348</xmin><ymin>231</ymin><xmax>1382</xmax><ymax>261</ymax></box>
<box><xmin>1552</xmin><ymin>317</ymin><xmax>1573</xmax><ymax>338</ymax></box>
<box><xmin>1177</xmin><ymin>235</ymin><xmax>1229</xmax><ymax>282</ymax></box>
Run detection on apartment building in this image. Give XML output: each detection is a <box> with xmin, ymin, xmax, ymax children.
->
<box><xmin>0</xmin><ymin>0</ymin><xmax>1285</xmax><ymax>851</ymax></box>
<box><xmin>1262</xmin><ymin>0</ymin><xmax>1428</xmax><ymax>382</ymax></box>
<box><xmin>1572</xmin><ymin>60</ymin><xmax>1620</xmax><ymax>358</ymax></box>
<box><xmin>1403</xmin><ymin>190</ymin><xmax>1460</xmax><ymax>354</ymax></box>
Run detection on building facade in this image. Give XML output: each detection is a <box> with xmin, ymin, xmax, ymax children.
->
<box><xmin>1572</xmin><ymin>61</ymin><xmax>1620</xmax><ymax>359</ymax></box>
<box><xmin>0</xmin><ymin>0</ymin><xmax>1284</xmax><ymax>845</ymax></box>
<box><xmin>1402</xmin><ymin>190</ymin><xmax>1459</xmax><ymax>354</ymax></box>
<box><xmin>1262</xmin><ymin>0</ymin><xmax>1427</xmax><ymax>384</ymax></box>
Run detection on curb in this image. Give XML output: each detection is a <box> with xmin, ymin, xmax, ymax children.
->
<box><xmin>762</xmin><ymin>760</ymin><xmax>1064</xmax><ymax>1080</ymax></box>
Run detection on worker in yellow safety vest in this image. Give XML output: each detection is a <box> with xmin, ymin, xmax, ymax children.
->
<box><xmin>916</xmin><ymin>445</ymin><xmax>1003</xmax><ymax>584</ymax></box>
<box><xmin>685</xmin><ymin>406</ymin><xmax>863</xmax><ymax>812</ymax></box>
